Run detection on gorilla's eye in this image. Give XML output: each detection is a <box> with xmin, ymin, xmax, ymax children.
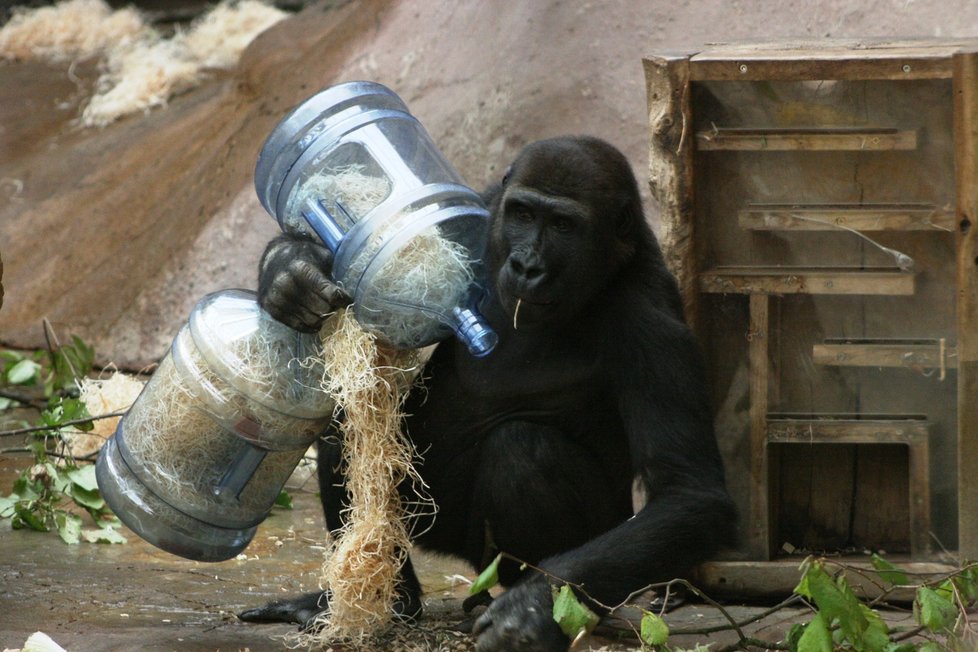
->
<box><xmin>512</xmin><ymin>208</ymin><xmax>533</xmax><ymax>223</ymax></box>
<box><xmin>553</xmin><ymin>216</ymin><xmax>575</xmax><ymax>233</ymax></box>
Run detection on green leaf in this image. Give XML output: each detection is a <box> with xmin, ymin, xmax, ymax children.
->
<box><xmin>13</xmin><ymin>503</ymin><xmax>49</xmax><ymax>531</ymax></box>
<box><xmin>797</xmin><ymin>612</ymin><xmax>832</xmax><ymax>652</ymax></box>
<box><xmin>857</xmin><ymin>602</ymin><xmax>891</xmax><ymax>652</ymax></box>
<box><xmin>639</xmin><ymin>610</ymin><xmax>669</xmax><ymax>647</ymax></box>
<box><xmin>67</xmin><ymin>464</ymin><xmax>99</xmax><ymax>492</ymax></box>
<box><xmin>551</xmin><ymin>584</ymin><xmax>600</xmax><ymax>641</ymax></box>
<box><xmin>69</xmin><ymin>484</ymin><xmax>105</xmax><ymax>511</ymax></box>
<box><xmin>12</xmin><ymin>475</ymin><xmax>41</xmax><ymax>500</ymax></box>
<box><xmin>60</xmin><ymin>398</ymin><xmax>94</xmax><ymax>431</ymax></box>
<box><xmin>785</xmin><ymin>622</ymin><xmax>806</xmax><ymax>651</ymax></box>
<box><xmin>883</xmin><ymin>643</ymin><xmax>918</xmax><ymax>652</ymax></box>
<box><xmin>470</xmin><ymin>553</ymin><xmax>501</xmax><ymax>595</ymax></box>
<box><xmin>46</xmin><ymin>462</ymin><xmax>71</xmax><ymax>494</ymax></box>
<box><xmin>0</xmin><ymin>495</ymin><xmax>18</xmax><ymax>518</ymax></box>
<box><xmin>796</xmin><ymin>562</ymin><xmax>866</xmax><ymax>634</ymax></box>
<box><xmin>49</xmin><ymin>335</ymin><xmax>95</xmax><ymax>391</ymax></box>
<box><xmin>954</xmin><ymin>566</ymin><xmax>978</xmax><ymax>602</ymax></box>
<box><xmin>82</xmin><ymin>526</ymin><xmax>127</xmax><ymax>544</ymax></box>
<box><xmin>7</xmin><ymin>358</ymin><xmax>40</xmax><ymax>385</ymax></box>
<box><xmin>55</xmin><ymin>511</ymin><xmax>83</xmax><ymax>544</ymax></box>
<box><xmin>916</xmin><ymin>586</ymin><xmax>957</xmax><ymax>632</ymax></box>
<box><xmin>274</xmin><ymin>489</ymin><xmax>293</xmax><ymax>509</ymax></box>
<box><xmin>917</xmin><ymin>643</ymin><xmax>946</xmax><ymax>652</ymax></box>
<box><xmin>0</xmin><ymin>349</ymin><xmax>25</xmax><ymax>363</ymax></box>
<box><xmin>871</xmin><ymin>553</ymin><xmax>910</xmax><ymax>586</ymax></box>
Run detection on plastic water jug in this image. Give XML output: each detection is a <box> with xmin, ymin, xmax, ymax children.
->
<box><xmin>96</xmin><ymin>289</ymin><xmax>333</xmax><ymax>561</ymax></box>
<box><xmin>254</xmin><ymin>81</ymin><xmax>497</xmax><ymax>357</ymax></box>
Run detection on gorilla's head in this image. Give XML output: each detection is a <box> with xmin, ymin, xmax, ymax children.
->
<box><xmin>486</xmin><ymin>136</ymin><xmax>645</xmax><ymax>329</ymax></box>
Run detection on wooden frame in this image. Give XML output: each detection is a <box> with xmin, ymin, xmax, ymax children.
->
<box><xmin>645</xmin><ymin>40</ymin><xmax>978</xmax><ymax>593</ymax></box>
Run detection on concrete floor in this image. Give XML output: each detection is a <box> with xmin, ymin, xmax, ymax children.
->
<box><xmin>0</xmin><ymin>450</ymin><xmax>846</xmax><ymax>652</ymax></box>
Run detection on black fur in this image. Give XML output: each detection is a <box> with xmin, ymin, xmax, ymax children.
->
<box><xmin>240</xmin><ymin>136</ymin><xmax>737</xmax><ymax>652</ymax></box>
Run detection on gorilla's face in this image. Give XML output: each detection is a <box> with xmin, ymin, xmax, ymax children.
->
<box><xmin>487</xmin><ymin>137</ymin><xmax>637</xmax><ymax>330</ymax></box>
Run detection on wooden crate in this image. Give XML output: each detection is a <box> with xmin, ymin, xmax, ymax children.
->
<box><xmin>644</xmin><ymin>40</ymin><xmax>978</xmax><ymax>591</ymax></box>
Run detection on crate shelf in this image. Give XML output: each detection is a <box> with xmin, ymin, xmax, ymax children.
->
<box><xmin>766</xmin><ymin>413</ymin><xmax>929</xmax><ymax>445</ymax></box>
<box><xmin>813</xmin><ymin>338</ymin><xmax>957</xmax><ymax>371</ymax></box>
<box><xmin>738</xmin><ymin>203</ymin><xmax>956</xmax><ymax>232</ymax></box>
<box><xmin>699</xmin><ymin>266</ymin><xmax>915</xmax><ymax>295</ymax></box>
<box><xmin>695</xmin><ymin>127</ymin><xmax>919</xmax><ymax>151</ymax></box>
<box><xmin>766</xmin><ymin>412</ymin><xmax>931</xmax><ymax>557</ymax></box>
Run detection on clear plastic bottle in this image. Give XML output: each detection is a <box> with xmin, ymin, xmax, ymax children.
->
<box><xmin>254</xmin><ymin>81</ymin><xmax>498</xmax><ymax>357</ymax></box>
<box><xmin>96</xmin><ymin>289</ymin><xmax>333</xmax><ymax>561</ymax></box>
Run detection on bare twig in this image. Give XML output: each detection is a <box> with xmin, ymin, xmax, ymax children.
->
<box><xmin>0</xmin><ymin>388</ymin><xmax>47</xmax><ymax>410</ymax></box>
<box><xmin>667</xmin><ymin>593</ymin><xmax>806</xmax><ymax>636</ymax></box>
<box><xmin>0</xmin><ymin>447</ymin><xmax>99</xmax><ymax>462</ymax></box>
<box><xmin>0</xmin><ymin>411</ymin><xmax>125</xmax><ymax>437</ymax></box>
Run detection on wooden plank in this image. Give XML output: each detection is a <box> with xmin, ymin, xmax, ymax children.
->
<box><xmin>767</xmin><ymin>415</ymin><xmax>929</xmax><ymax>445</ymax></box>
<box><xmin>739</xmin><ymin>204</ymin><xmax>956</xmax><ymax>232</ymax></box>
<box><xmin>954</xmin><ymin>50</ymin><xmax>978</xmax><ymax>560</ymax></box>
<box><xmin>695</xmin><ymin>127</ymin><xmax>917</xmax><ymax>151</ymax></box>
<box><xmin>909</xmin><ymin>439</ymin><xmax>933</xmax><ymax>557</ymax></box>
<box><xmin>696</xmin><ymin>559</ymin><xmax>956</xmax><ymax>601</ymax></box>
<box><xmin>749</xmin><ymin>294</ymin><xmax>771</xmax><ymax>560</ymax></box>
<box><xmin>700</xmin><ymin>267</ymin><xmax>915</xmax><ymax>295</ymax></box>
<box><xmin>852</xmin><ymin>446</ymin><xmax>912</xmax><ymax>554</ymax></box>
<box><xmin>686</xmin><ymin>39</ymin><xmax>978</xmax><ymax>81</ymax></box>
<box><xmin>775</xmin><ymin>443</ymin><xmax>855</xmax><ymax>552</ymax></box>
<box><xmin>643</xmin><ymin>54</ymin><xmax>699</xmax><ymax>328</ymax></box>
<box><xmin>812</xmin><ymin>340</ymin><xmax>958</xmax><ymax>371</ymax></box>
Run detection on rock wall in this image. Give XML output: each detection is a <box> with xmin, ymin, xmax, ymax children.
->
<box><xmin>2</xmin><ymin>0</ymin><xmax>977</xmax><ymax>367</ymax></box>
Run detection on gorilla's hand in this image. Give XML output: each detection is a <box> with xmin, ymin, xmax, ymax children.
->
<box><xmin>257</xmin><ymin>234</ymin><xmax>350</xmax><ymax>333</ymax></box>
<box><xmin>238</xmin><ymin>588</ymin><xmax>423</xmax><ymax>628</ymax></box>
<box><xmin>237</xmin><ymin>591</ymin><xmax>326</xmax><ymax>626</ymax></box>
<box><xmin>473</xmin><ymin>577</ymin><xmax>569</xmax><ymax>652</ymax></box>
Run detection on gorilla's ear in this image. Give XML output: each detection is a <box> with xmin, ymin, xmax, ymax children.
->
<box><xmin>481</xmin><ymin>165</ymin><xmax>512</xmax><ymax>208</ymax></box>
<box><xmin>481</xmin><ymin>181</ymin><xmax>503</xmax><ymax>208</ymax></box>
<box><xmin>613</xmin><ymin>195</ymin><xmax>642</xmax><ymax>260</ymax></box>
<box><xmin>615</xmin><ymin>194</ymin><xmax>642</xmax><ymax>239</ymax></box>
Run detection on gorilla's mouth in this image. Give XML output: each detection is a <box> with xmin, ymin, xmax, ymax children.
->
<box><xmin>510</xmin><ymin>295</ymin><xmax>555</xmax><ymax>330</ymax></box>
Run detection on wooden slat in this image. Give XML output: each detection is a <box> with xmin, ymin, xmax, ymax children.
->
<box><xmin>739</xmin><ymin>204</ymin><xmax>956</xmax><ymax>232</ymax></box>
<box><xmin>687</xmin><ymin>39</ymin><xmax>978</xmax><ymax>81</ymax></box>
<box><xmin>749</xmin><ymin>295</ymin><xmax>771</xmax><ymax>560</ymax></box>
<box><xmin>909</xmin><ymin>438</ymin><xmax>933</xmax><ymax>558</ymax></box>
<box><xmin>695</xmin><ymin>127</ymin><xmax>917</xmax><ymax>151</ymax></box>
<box><xmin>954</xmin><ymin>50</ymin><xmax>978</xmax><ymax>560</ymax></box>
<box><xmin>696</xmin><ymin>559</ymin><xmax>955</xmax><ymax>601</ymax></box>
<box><xmin>766</xmin><ymin>415</ymin><xmax>929</xmax><ymax>445</ymax></box>
<box><xmin>812</xmin><ymin>340</ymin><xmax>958</xmax><ymax>370</ymax></box>
<box><xmin>700</xmin><ymin>267</ymin><xmax>915</xmax><ymax>295</ymax></box>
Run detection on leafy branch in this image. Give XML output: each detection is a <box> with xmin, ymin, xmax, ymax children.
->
<box><xmin>0</xmin><ymin>333</ymin><xmax>126</xmax><ymax>545</ymax></box>
<box><xmin>469</xmin><ymin>550</ymin><xmax>978</xmax><ymax>651</ymax></box>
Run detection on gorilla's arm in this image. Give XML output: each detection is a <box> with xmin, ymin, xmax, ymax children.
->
<box><xmin>562</xmin><ymin>298</ymin><xmax>734</xmax><ymax>591</ymax></box>
<box><xmin>474</xmin><ymin>298</ymin><xmax>735</xmax><ymax>650</ymax></box>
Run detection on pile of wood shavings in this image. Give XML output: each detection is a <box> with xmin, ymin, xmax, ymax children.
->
<box><xmin>0</xmin><ymin>0</ymin><xmax>287</xmax><ymax>127</ymax></box>
<box><xmin>64</xmin><ymin>371</ymin><xmax>145</xmax><ymax>460</ymax></box>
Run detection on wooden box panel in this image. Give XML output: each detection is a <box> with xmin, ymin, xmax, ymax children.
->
<box><xmin>644</xmin><ymin>41</ymin><xmax>978</xmax><ymax>566</ymax></box>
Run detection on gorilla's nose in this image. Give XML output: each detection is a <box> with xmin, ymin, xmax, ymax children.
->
<box><xmin>508</xmin><ymin>254</ymin><xmax>544</xmax><ymax>284</ymax></box>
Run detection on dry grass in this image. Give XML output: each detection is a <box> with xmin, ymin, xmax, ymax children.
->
<box><xmin>291</xmin><ymin>308</ymin><xmax>434</xmax><ymax>648</ymax></box>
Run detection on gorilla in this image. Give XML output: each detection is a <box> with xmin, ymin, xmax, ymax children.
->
<box><xmin>239</xmin><ymin>135</ymin><xmax>737</xmax><ymax>651</ymax></box>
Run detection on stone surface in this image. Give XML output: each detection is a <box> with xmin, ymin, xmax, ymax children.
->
<box><xmin>3</xmin><ymin>0</ymin><xmax>978</xmax><ymax>367</ymax></box>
